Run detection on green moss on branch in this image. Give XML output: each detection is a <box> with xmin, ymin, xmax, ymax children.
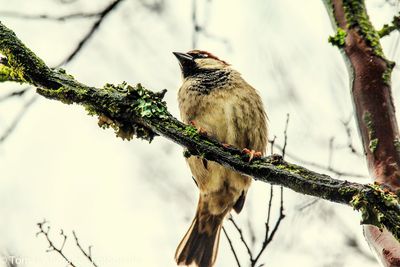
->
<box><xmin>0</xmin><ymin>23</ymin><xmax>60</xmax><ymax>88</ymax></box>
<box><xmin>378</xmin><ymin>13</ymin><xmax>400</xmax><ymax>38</ymax></box>
<box><xmin>351</xmin><ymin>183</ymin><xmax>400</xmax><ymax>240</ymax></box>
<box><xmin>342</xmin><ymin>0</ymin><xmax>384</xmax><ymax>57</ymax></box>
<box><xmin>328</xmin><ymin>27</ymin><xmax>347</xmax><ymax>47</ymax></box>
<box><xmin>0</xmin><ymin>64</ymin><xmax>24</xmax><ymax>82</ymax></box>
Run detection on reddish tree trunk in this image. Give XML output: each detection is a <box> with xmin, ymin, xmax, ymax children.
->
<box><xmin>327</xmin><ymin>0</ymin><xmax>400</xmax><ymax>265</ymax></box>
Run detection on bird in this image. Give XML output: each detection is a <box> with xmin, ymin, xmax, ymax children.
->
<box><xmin>173</xmin><ymin>50</ymin><xmax>268</xmax><ymax>267</ymax></box>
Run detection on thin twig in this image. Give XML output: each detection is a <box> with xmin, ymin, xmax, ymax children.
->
<box><xmin>222</xmin><ymin>226</ymin><xmax>241</xmax><ymax>267</ymax></box>
<box><xmin>297</xmin><ymin>198</ymin><xmax>320</xmax><ymax>211</ymax></box>
<box><xmin>328</xmin><ymin>137</ymin><xmax>334</xmax><ymax>169</ymax></box>
<box><xmin>268</xmin><ymin>135</ymin><xmax>277</xmax><ymax>155</ymax></box>
<box><xmin>345</xmin><ymin>234</ymin><xmax>376</xmax><ymax>262</ymax></box>
<box><xmin>0</xmin><ymin>95</ymin><xmax>37</xmax><ymax>143</ymax></box>
<box><xmin>228</xmin><ymin>216</ymin><xmax>253</xmax><ymax>260</ymax></box>
<box><xmin>0</xmin><ymin>11</ymin><xmax>99</xmax><ymax>21</ymax></box>
<box><xmin>138</xmin><ymin>0</ymin><xmax>165</xmax><ymax>13</ymax></box>
<box><xmin>63</xmin><ymin>0</ymin><xmax>125</xmax><ymax>64</ymax></box>
<box><xmin>265</xmin><ymin>185</ymin><xmax>274</xmax><ymax>240</ymax></box>
<box><xmin>0</xmin><ymin>87</ymin><xmax>29</xmax><ymax>103</ymax></box>
<box><xmin>281</xmin><ymin>113</ymin><xmax>289</xmax><ymax>159</ymax></box>
<box><xmin>190</xmin><ymin>0</ymin><xmax>230</xmax><ymax>50</ymax></box>
<box><xmin>265</xmin><ymin>187</ymin><xmax>285</xmax><ymax>245</ymax></box>
<box><xmin>191</xmin><ymin>0</ymin><xmax>199</xmax><ymax>49</ymax></box>
<box><xmin>272</xmin><ymin>143</ymin><xmax>367</xmax><ymax>178</ymax></box>
<box><xmin>36</xmin><ymin>220</ymin><xmax>77</xmax><ymax>267</ymax></box>
<box><xmin>339</xmin><ymin>115</ymin><xmax>363</xmax><ymax>157</ymax></box>
<box><xmin>0</xmin><ymin>0</ymin><xmax>123</xmax><ymax>144</ymax></box>
<box><xmin>252</xmin><ymin>187</ymin><xmax>285</xmax><ymax>266</ymax></box>
<box><xmin>246</xmin><ymin>216</ymin><xmax>257</xmax><ymax>249</ymax></box>
<box><xmin>72</xmin><ymin>231</ymin><xmax>98</xmax><ymax>267</ymax></box>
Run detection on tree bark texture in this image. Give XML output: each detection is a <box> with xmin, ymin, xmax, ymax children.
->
<box><xmin>324</xmin><ymin>0</ymin><xmax>400</xmax><ymax>265</ymax></box>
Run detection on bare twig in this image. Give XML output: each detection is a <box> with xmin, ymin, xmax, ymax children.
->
<box><xmin>191</xmin><ymin>0</ymin><xmax>199</xmax><ymax>49</ymax></box>
<box><xmin>60</xmin><ymin>0</ymin><xmax>78</xmax><ymax>3</ymax></box>
<box><xmin>63</xmin><ymin>0</ymin><xmax>126</xmax><ymax>64</ymax></box>
<box><xmin>328</xmin><ymin>137</ymin><xmax>335</xmax><ymax>169</ymax></box>
<box><xmin>222</xmin><ymin>226</ymin><xmax>241</xmax><ymax>267</ymax></box>
<box><xmin>190</xmin><ymin>0</ymin><xmax>229</xmax><ymax>49</ymax></box>
<box><xmin>228</xmin><ymin>185</ymin><xmax>285</xmax><ymax>267</ymax></box>
<box><xmin>0</xmin><ymin>0</ymin><xmax>125</xmax><ymax>22</ymax></box>
<box><xmin>345</xmin><ymin>234</ymin><xmax>376</xmax><ymax>262</ymax></box>
<box><xmin>339</xmin><ymin>115</ymin><xmax>363</xmax><ymax>157</ymax></box>
<box><xmin>297</xmin><ymin>198</ymin><xmax>320</xmax><ymax>211</ymax></box>
<box><xmin>36</xmin><ymin>220</ymin><xmax>77</xmax><ymax>267</ymax></box>
<box><xmin>0</xmin><ymin>87</ymin><xmax>29</xmax><ymax>103</ymax></box>
<box><xmin>0</xmin><ymin>0</ymin><xmax>124</xmax><ymax>144</ymax></box>
<box><xmin>268</xmin><ymin>135</ymin><xmax>277</xmax><ymax>155</ymax></box>
<box><xmin>228</xmin><ymin>216</ymin><xmax>253</xmax><ymax>260</ymax></box>
<box><xmin>265</xmin><ymin>187</ymin><xmax>285</xmax><ymax>245</ymax></box>
<box><xmin>246</xmin><ymin>216</ymin><xmax>257</xmax><ymax>249</ymax></box>
<box><xmin>72</xmin><ymin>231</ymin><xmax>98</xmax><ymax>267</ymax></box>
<box><xmin>265</xmin><ymin>185</ymin><xmax>274</xmax><ymax>240</ymax></box>
<box><xmin>0</xmin><ymin>95</ymin><xmax>37</xmax><ymax>143</ymax></box>
<box><xmin>37</xmin><ymin>221</ymin><xmax>99</xmax><ymax>267</ymax></box>
<box><xmin>138</xmin><ymin>0</ymin><xmax>165</xmax><ymax>13</ymax></box>
<box><xmin>0</xmin><ymin>11</ymin><xmax>99</xmax><ymax>21</ymax></box>
<box><xmin>229</xmin><ymin>115</ymin><xmax>288</xmax><ymax>266</ymax></box>
<box><xmin>281</xmin><ymin>113</ymin><xmax>289</xmax><ymax>159</ymax></box>
<box><xmin>273</xmin><ymin>143</ymin><xmax>367</xmax><ymax>178</ymax></box>
<box><xmin>270</xmin><ymin>114</ymin><xmax>366</xmax><ymax>178</ymax></box>
<box><xmin>252</xmin><ymin>187</ymin><xmax>285</xmax><ymax>266</ymax></box>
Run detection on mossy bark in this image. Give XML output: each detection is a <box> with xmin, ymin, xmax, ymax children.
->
<box><xmin>324</xmin><ymin>0</ymin><xmax>400</xmax><ymax>265</ymax></box>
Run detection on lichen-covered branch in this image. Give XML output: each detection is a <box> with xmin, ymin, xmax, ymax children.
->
<box><xmin>323</xmin><ymin>0</ymin><xmax>400</xmax><ymax>265</ymax></box>
<box><xmin>378</xmin><ymin>12</ymin><xmax>400</xmax><ymax>38</ymax></box>
<box><xmin>1</xmin><ymin>20</ymin><xmax>400</xmax><ymax>246</ymax></box>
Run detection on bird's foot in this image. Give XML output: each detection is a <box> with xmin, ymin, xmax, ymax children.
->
<box><xmin>189</xmin><ymin>120</ymin><xmax>207</xmax><ymax>135</ymax></box>
<box><xmin>242</xmin><ymin>148</ymin><xmax>262</xmax><ymax>162</ymax></box>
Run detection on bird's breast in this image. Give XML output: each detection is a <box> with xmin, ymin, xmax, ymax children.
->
<box><xmin>178</xmin><ymin>82</ymin><xmax>236</xmax><ymax>143</ymax></box>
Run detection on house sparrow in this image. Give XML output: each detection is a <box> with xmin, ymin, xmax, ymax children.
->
<box><xmin>174</xmin><ymin>50</ymin><xmax>268</xmax><ymax>267</ymax></box>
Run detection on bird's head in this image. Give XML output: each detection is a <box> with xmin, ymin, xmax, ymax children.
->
<box><xmin>173</xmin><ymin>50</ymin><xmax>229</xmax><ymax>78</ymax></box>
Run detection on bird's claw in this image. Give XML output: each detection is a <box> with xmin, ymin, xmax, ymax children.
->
<box><xmin>189</xmin><ymin>120</ymin><xmax>207</xmax><ymax>135</ymax></box>
<box><xmin>242</xmin><ymin>148</ymin><xmax>262</xmax><ymax>162</ymax></box>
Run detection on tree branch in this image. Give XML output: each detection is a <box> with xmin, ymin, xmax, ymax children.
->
<box><xmin>0</xmin><ymin>11</ymin><xmax>99</xmax><ymax>21</ymax></box>
<box><xmin>72</xmin><ymin>231</ymin><xmax>98</xmax><ymax>267</ymax></box>
<box><xmin>62</xmin><ymin>0</ymin><xmax>126</xmax><ymax>64</ymax></box>
<box><xmin>1</xmin><ymin>20</ymin><xmax>400</xmax><ymax>248</ymax></box>
<box><xmin>222</xmin><ymin>226</ymin><xmax>242</xmax><ymax>267</ymax></box>
<box><xmin>0</xmin><ymin>95</ymin><xmax>37</xmax><ymax>143</ymax></box>
<box><xmin>36</xmin><ymin>220</ymin><xmax>77</xmax><ymax>267</ymax></box>
<box><xmin>37</xmin><ymin>221</ymin><xmax>99</xmax><ymax>267</ymax></box>
<box><xmin>378</xmin><ymin>12</ymin><xmax>400</xmax><ymax>38</ymax></box>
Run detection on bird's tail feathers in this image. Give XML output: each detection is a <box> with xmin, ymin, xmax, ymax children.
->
<box><xmin>175</xmin><ymin>208</ymin><xmax>225</xmax><ymax>267</ymax></box>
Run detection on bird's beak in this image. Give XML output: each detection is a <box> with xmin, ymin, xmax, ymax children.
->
<box><xmin>173</xmin><ymin>52</ymin><xmax>194</xmax><ymax>65</ymax></box>
<box><xmin>173</xmin><ymin>52</ymin><xmax>196</xmax><ymax>78</ymax></box>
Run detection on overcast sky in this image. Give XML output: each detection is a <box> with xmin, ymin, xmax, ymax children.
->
<box><xmin>0</xmin><ymin>0</ymin><xmax>399</xmax><ymax>266</ymax></box>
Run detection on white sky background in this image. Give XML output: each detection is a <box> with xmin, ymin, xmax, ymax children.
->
<box><xmin>0</xmin><ymin>0</ymin><xmax>400</xmax><ymax>266</ymax></box>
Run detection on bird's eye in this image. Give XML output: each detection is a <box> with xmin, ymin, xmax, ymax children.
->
<box><xmin>188</xmin><ymin>52</ymin><xmax>209</xmax><ymax>59</ymax></box>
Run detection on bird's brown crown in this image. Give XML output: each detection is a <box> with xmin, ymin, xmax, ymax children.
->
<box><xmin>187</xmin><ymin>50</ymin><xmax>229</xmax><ymax>65</ymax></box>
